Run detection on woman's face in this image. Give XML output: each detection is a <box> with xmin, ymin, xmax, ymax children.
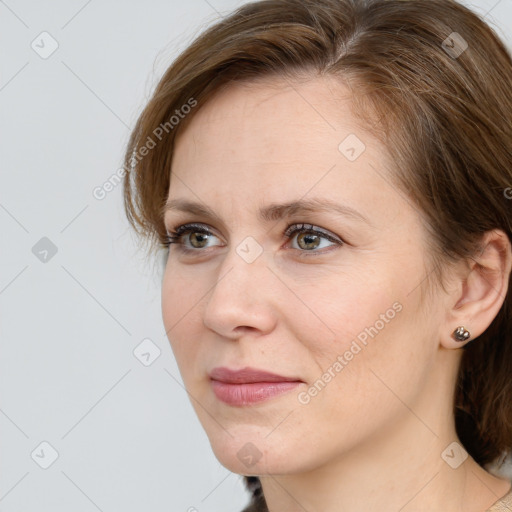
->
<box><xmin>162</xmin><ymin>75</ymin><xmax>449</xmax><ymax>475</ymax></box>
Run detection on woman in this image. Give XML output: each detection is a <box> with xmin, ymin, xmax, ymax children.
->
<box><xmin>122</xmin><ymin>0</ymin><xmax>512</xmax><ymax>510</ymax></box>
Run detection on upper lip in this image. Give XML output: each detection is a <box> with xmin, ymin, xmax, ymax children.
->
<box><xmin>209</xmin><ymin>366</ymin><xmax>302</xmax><ymax>384</ymax></box>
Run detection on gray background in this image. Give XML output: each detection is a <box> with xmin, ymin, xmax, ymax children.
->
<box><xmin>1</xmin><ymin>1</ymin><xmax>510</xmax><ymax>511</ymax></box>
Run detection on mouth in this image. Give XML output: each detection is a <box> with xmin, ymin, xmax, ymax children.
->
<box><xmin>208</xmin><ymin>366</ymin><xmax>304</xmax><ymax>406</ymax></box>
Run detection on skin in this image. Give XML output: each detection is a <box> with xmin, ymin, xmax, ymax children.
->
<box><xmin>161</xmin><ymin>75</ymin><xmax>512</xmax><ymax>512</ymax></box>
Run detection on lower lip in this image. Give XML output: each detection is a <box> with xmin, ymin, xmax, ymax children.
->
<box><xmin>211</xmin><ymin>380</ymin><xmax>302</xmax><ymax>406</ymax></box>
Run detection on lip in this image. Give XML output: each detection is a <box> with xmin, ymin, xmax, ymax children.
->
<box><xmin>209</xmin><ymin>366</ymin><xmax>303</xmax><ymax>406</ymax></box>
<box><xmin>209</xmin><ymin>366</ymin><xmax>301</xmax><ymax>384</ymax></box>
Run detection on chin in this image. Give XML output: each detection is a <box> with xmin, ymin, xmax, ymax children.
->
<box><xmin>206</xmin><ymin>429</ymin><xmax>312</xmax><ymax>476</ymax></box>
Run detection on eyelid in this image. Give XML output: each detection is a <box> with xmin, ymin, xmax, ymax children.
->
<box><xmin>283</xmin><ymin>223</ymin><xmax>343</xmax><ymax>245</ymax></box>
<box><xmin>169</xmin><ymin>222</ymin><xmax>216</xmax><ymax>237</ymax></box>
<box><xmin>165</xmin><ymin>223</ymin><xmax>221</xmax><ymax>245</ymax></box>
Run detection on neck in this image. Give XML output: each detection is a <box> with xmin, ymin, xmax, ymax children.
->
<box><xmin>260</xmin><ymin>432</ymin><xmax>510</xmax><ymax>512</ymax></box>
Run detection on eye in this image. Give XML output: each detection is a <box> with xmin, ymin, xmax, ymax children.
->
<box><xmin>163</xmin><ymin>222</ymin><xmax>343</xmax><ymax>256</ymax></box>
<box><xmin>284</xmin><ymin>223</ymin><xmax>342</xmax><ymax>255</ymax></box>
<box><xmin>164</xmin><ymin>223</ymin><xmax>220</xmax><ymax>253</ymax></box>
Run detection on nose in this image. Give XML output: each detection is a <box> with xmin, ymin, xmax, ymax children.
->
<box><xmin>202</xmin><ymin>243</ymin><xmax>278</xmax><ymax>340</ymax></box>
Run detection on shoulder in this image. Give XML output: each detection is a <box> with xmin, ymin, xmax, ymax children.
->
<box><xmin>485</xmin><ymin>487</ymin><xmax>512</xmax><ymax>511</ymax></box>
<box><xmin>484</xmin><ymin>451</ymin><xmax>512</xmax><ymax>512</ymax></box>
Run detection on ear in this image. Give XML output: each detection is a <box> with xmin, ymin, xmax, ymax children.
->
<box><xmin>440</xmin><ymin>229</ymin><xmax>512</xmax><ymax>350</ymax></box>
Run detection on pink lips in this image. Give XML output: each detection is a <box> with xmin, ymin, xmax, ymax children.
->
<box><xmin>209</xmin><ymin>366</ymin><xmax>303</xmax><ymax>406</ymax></box>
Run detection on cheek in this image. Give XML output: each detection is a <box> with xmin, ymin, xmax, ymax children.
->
<box><xmin>161</xmin><ymin>261</ymin><xmax>204</xmax><ymax>322</ymax></box>
<box><xmin>298</xmin><ymin>270</ymin><xmax>404</xmax><ymax>356</ymax></box>
<box><xmin>161</xmin><ymin>265</ymin><xmax>204</xmax><ymax>370</ymax></box>
<box><xmin>296</xmin><ymin>270</ymin><xmax>424</xmax><ymax>405</ymax></box>
<box><xmin>292</xmin><ymin>302</ymin><xmax>425</xmax><ymax>457</ymax></box>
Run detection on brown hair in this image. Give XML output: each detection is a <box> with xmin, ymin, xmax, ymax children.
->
<box><xmin>122</xmin><ymin>0</ymin><xmax>512</xmax><ymax>509</ymax></box>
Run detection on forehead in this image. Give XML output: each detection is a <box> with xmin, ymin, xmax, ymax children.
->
<box><xmin>168</xmin><ymin>75</ymin><xmax>402</xmax><ymax>227</ymax></box>
<box><xmin>172</xmin><ymin>76</ymin><xmax>381</xmax><ymax>171</ymax></box>
<box><xmin>174</xmin><ymin>74</ymin><xmax>365</xmax><ymax>153</ymax></box>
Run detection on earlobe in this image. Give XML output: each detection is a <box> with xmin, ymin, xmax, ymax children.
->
<box><xmin>441</xmin><ymin>229</ymin><xmax>512</xmax><ymax>350</ymax></box>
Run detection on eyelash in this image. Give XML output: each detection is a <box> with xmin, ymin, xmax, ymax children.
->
<box><xmin>163</xmin><ymin>222</ymin><xmax>344</xmax><ymax>257</ymax></box>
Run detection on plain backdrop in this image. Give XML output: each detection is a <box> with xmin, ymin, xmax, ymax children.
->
<box><xmin>0</xmin><ymin>1</ymin><xmax>511</xmax><ymax>511</ymax></box>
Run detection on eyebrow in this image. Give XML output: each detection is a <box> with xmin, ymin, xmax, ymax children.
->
<box><xmin>163</xmin><ymin>197</ymin><xmax>373</xmax><ymax>227</ymax></box>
